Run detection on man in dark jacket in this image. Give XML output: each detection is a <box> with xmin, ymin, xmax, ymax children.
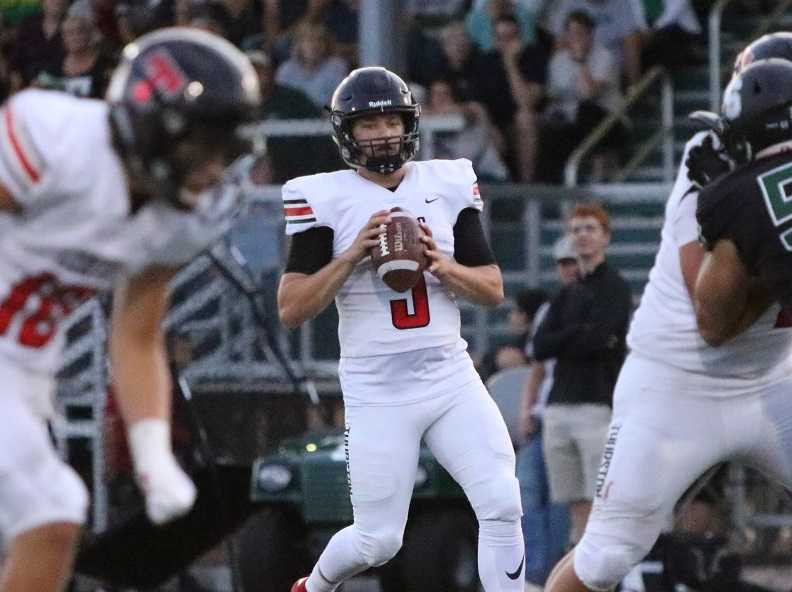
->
<box><xmin>533</xmin><ymin>202</ymin><xmax>631</xmax><ymax>545</ymax></box>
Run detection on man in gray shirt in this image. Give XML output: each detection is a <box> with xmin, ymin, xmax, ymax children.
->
<box><xmin>547</xmin><ymin>0</ymin><xmax>645</xmax><ymax>86</ymax></box>
<box><xmin>535</xmin><ymin>10</ymin><xmax>624</xmax><ymax>183</ymax></box>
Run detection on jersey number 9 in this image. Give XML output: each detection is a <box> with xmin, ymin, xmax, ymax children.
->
<box><xmin>390</xmin><ymin>276</ymin><xmax>430</xmax><ymax>329</ymax></box>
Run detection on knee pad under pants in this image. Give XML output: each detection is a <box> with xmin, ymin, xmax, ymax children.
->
<box><xmin>468</xmin><ymin>471</ymin><xmax>523</xmax><ymax>523</ymax></box>
<box><xmin>354</xmin><ymin>525</ymin><xmax>403</xmax><ymax>568</ymax></box>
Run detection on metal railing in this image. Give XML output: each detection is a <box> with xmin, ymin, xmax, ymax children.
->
<box><xmin>54</xmin><ymin>298</ymin><xmax>110</xmax><ymax>531</ymax></box>
<box><xmin>564</xmin><ymin>66</ymin><xmax>674</xmax><ymax>187</ymax></box>
<box><xmin>709</xmin><ymin>0</ymin><xmax>736</xmax><ymax>111</ymax></box>
<box><xmin>259</xmin><ymin>113</ymin><xmax>464</xmax><ymax>160</ymax></box>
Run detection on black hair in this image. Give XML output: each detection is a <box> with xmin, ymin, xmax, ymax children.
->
<box><xmin>494</xmin><ymin>12</ymin><xmax>520</xmax><ymax>28</ymax></box>
<box><xmin>565</xmin><ymin>10</ymin><xmax>595</xmax><ymax>31</ymax></box>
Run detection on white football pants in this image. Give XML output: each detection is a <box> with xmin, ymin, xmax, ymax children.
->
<box><xmin>0</xmin><ymin>359</ymin><xmax>88</xmax><ymax>540</ymax></box>
<box><xmin>306</xmin><ymin>378</ymin><xmax>525</xmax><ymax>592</ymax></box>
<box><xmin>574</xmin><ymin>354</ymin><xmax>792</xmax><ymax>591</ymax></box>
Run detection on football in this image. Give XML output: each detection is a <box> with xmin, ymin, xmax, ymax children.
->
<box><xmin>370</xmin><ymin>207</ymin><xmax>427</xmax><ymax>292</ymax></box>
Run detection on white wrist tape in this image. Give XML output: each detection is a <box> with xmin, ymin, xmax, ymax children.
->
<box><xmin>128</xmin><ymin>418</ymin><xmax>173</xmax><ymax>472</ymax></box>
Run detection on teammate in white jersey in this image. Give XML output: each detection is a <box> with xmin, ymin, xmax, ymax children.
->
<box><xmin>544</xmin><ymin>33</ymin><xmax>792</xmax><ymax>592</ymax></box>
<box><xmin>0</xmin><ymin>28</ymin><xmax>260</xmax><ymax>592</ymax></box>
<box><xmin>278</xmin><ymin>67</ymin><xmax>525</xmax><ymax>592</ymax></box>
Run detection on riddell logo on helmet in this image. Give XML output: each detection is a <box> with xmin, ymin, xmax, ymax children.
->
<box><xmin>369</xmin><ymin>100</ymin><xmax>392</xmax><ymax>108</ymax></box>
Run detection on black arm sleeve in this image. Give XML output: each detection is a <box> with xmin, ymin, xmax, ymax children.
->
<box><xmin>284</xmin><ymin>227</ymin><xmax>334</xmax><ymax>274</ymax></box>
<box><xmin>453</xmin><ymin>208</ymin><xmax>497</xmax><ymax>267</ymax></box>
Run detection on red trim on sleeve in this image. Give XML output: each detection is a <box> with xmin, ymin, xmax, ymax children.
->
<box><xmin>285</xmin><ymin>206</ymin><xmax>314</xmax><ymax>217</ymax></box>
<box><xmin>472</xmin><ymin>183</ymin><xmax>480</xmax><ymax>195</ymax></box>
<box><xmin>4</xmin><ymin>107</ymin><xmax>40</xmax><ymax>183</ymax></box>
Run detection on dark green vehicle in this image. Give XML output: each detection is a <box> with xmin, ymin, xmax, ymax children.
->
<box><xmin>237</xmin><ymin>429</ymin><xmax>480</xmax><ymax>592</ymax></box>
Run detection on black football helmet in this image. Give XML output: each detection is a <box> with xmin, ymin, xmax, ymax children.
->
<box><xmin>329</xmin><ymin>67</ymin><xmax>420</xmax><ymax>175</ymax></box>
<box><xmin>719</xmin><ymin>58</ymin><xmax>792</xmax><ymax>163</ymax></box>
<box><xmin>107</xmin><ymin>27</ymin><xmax>262</xmax><ymax>209</ymax></box>
<box><xmin>734</xmin><ymin>32</ymin><xmax>792</xmax><ymax>74</ymax></box>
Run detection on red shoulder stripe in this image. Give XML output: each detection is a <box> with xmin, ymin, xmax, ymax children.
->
<box><xmin>284</xmin><ymin>206</ymin><xmax>314</xmax><ymax>217</ymax></box>
<box><xmin>4</xmin><ymin>107</ymin><xmax>39</xmax><ymax>183</ymax></box>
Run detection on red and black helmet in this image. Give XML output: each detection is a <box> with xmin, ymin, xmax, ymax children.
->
<box><xmin>329</xmin><ymin>66</ymin><xmax>420</xmax><ymax>175</ymax></box>
<box><xmin>107</xmin><ymin>27</ymin><xmax>262</xmax><ymax>208</ymax></box>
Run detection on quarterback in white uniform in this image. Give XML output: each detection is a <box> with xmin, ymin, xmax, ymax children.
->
<box><xmin>545</xmin><ymin>33</ymin><xmax>792</xmax><ymax>592</ymax></box>
<box><xmin>0</xmin><ymin>29</ymin><xmax>260</xmax><ymax>592</ymax></box>
<box><xmin>279</xmin><ymin>67</ymin><xmax>525</xmax><ymax>592</ymax></box>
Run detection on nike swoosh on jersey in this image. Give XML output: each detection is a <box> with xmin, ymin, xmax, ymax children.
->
<box><xmin>506</xmin><ymin>555</ymin><xmax>524</xmax><ymax>580</ymax></box>
<box><xmin>424</xmin><ymin>196</ymin><xmax>439</xmax><ymax>203</ymax></box>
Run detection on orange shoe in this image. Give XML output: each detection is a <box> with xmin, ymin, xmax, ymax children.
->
<box><xmin>290</xmin><ymin>577</ymin><xmax>309</xmax><ymax>592</ymax></box>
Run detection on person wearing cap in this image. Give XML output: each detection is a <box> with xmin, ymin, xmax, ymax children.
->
<box><xmin>544</xmin><ymin>32</ymin><xmax>792</xmax><ymax>592</ymax></box>
<box><xmin>516</xmin><ymin>234</ymin><xmax>578</xmax><ymax>588</ymax></box>
<box><xmin>533</xmin><ymin>202</ymin><xmax>631</xmax><ymax>547</ymax></box>
<box><xmin>551</xmin><ymin>234</ymin><xmax>581</xmax><ymax>285</ymax></box>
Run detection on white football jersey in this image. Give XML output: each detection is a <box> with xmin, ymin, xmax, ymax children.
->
<box><xmin>0</xmin><ymin>90</ymin><xmax>238</xmax><ymax>375</ymax></box>
<box><xmin>628</xmin><ymin>132</ymin><xmax>792</xmax><ymax>388</ymax></box>
<box><xmin>283</xmin><ymin>158</ymin><xmax>483</xmax><ymax>360</ymax></box>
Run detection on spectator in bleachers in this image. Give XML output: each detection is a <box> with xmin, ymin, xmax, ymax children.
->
<box><xmin>186</xmin><ymin>1</ymin><xmax>230</xmax><ymax>35</ymax></box>
<box><xmin>90</xmin><ymin>0</ymin><xmax>124</xmax><ymax>50</ymax></box>
<box><xmin>9</xmin><ymin>0</ymin><xmax>65</xmax><ymax>91</ymax></box>
<box><xmin>423</xmin><ymin>78</ymin><xmax>510</xmax><ymax>182</ymax></box>
<box><xmin>535</xmin><ymin>10</ymin><xmax>624</xmax><ymax>183</ymax></box>
<box><xmin>275</xmin><ymin>20</ymin><xmax>348</xmax><ymax>109</ymax></box>
<box><xmin>220</xmin><ymin>0</ymin><xmax>263</xmax><ymax>47</ymax></box>
<box><xmin>115</xmin><ymin>0</ymin><xmax>172</xmax><ymax>44</ymax></box>
<box><xmin>427</xmin><ymin>20</ymin><xmax>485</xmax><ymax>101</ymax></box>
<box><xmin>405</xmin><ymin>0</ymin><xmax>468</xmax><ymax>26</ymax></box>
<box><xmin>635</xmin><ymin>0</ymin><xmax>702</xmax><ymax>72</ymax></box>
<box><xmin>262</xmin><ymin>0</ymin><xmax>309</xmax><ymax>39</ymax></box>
<box><xmin>35</xmin><ymin>0</ymin><xmax>113</xmax><ymax>98</ymax></box>
<box><xmin>517</xmin><ymin>236</ymin><xmax>577</xmax><ymax>589</ymax></box>
<box><xmin>174</xmin><ymin>0</ymin><xmax>193</xmax><ymax>26</ymax></box>
<box><xmin>465</xmin><ymin>0</ymin><xmax>542</xmax><ymax>51</ymax></box>
<box><xmin>250</xmin><ymin>49</ymin><xmax>319</xmax><ymax>120</ymax></box>
<box><xmin>115</xmin><ymin>3</ymin><xmax>141</xmax><ymax>44</ymax></box>
<box><xmin>471</xmin><ymin>12</ymin><xmax>548</xmax><ymax>181</ymax></box>
<box><xmin>263</xmin><ymin>0</ymin><xmax>319</xmax><ymax>60</ymax></box>
<box><xmin>248</xmin><ymin>49</ymin><xmax>341</xmax><ymax>182</ymax></box>
<box><xmin>533</xmin><ymin>202</ymin><xmax>631</xmax><ymax>546</ymax></box>
<box><xmin>315</xmin><ymin>0</ymin><xmax>359</xmax><ymax>65</ymax></box>
<box><xmin>547</xmin><ymin>0</ymin><xmax>645</xmax><ymax>87</ymax></box>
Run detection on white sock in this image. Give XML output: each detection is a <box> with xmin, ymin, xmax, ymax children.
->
<box><xmin>128</xmin><ymin>418</ymin><xmax>172</xmax><ymax>471</ymax></box>
<box><xmin>478</xmin><ymin>518</ymin><xmax>526</xmax><ymax>592</ymax></box>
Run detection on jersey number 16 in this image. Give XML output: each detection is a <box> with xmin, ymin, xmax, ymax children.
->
<box><xmin>0</xmin><ymin>274</ymin><xmax>94</xmax><ymax>348</ymax></box>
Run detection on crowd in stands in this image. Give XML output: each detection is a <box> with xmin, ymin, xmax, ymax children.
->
<box><xmin>0</xmin><ymin>0</ymin><xmax>727</xmax><ymax>184</ymax></box>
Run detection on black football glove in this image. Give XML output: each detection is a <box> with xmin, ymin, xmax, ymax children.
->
<box><xmin>686</xmin><ymin>134</ymin><xmax>734</xmax><ymax>189</ymax></box>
